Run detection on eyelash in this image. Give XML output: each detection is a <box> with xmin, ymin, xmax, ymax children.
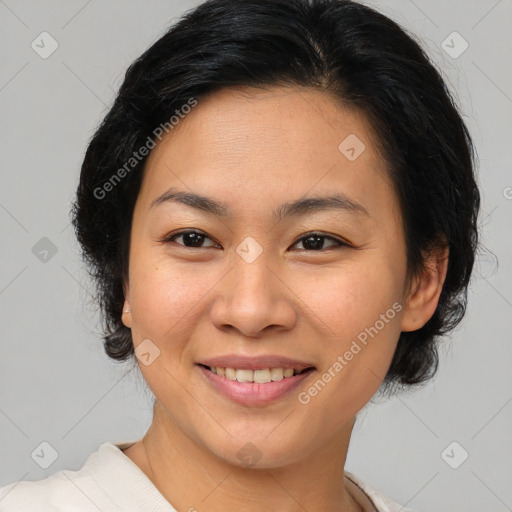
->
<box><xmin>160</xmin><ymin>229</ymin><xmax>351</xmax><ymax>251</ymax></box>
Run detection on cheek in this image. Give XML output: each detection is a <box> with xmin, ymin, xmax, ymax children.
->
<box><xmin>289</xmin><ymin>265</ymin><xmax>404</xmax><ymax>440</ymax></box>
<box><xmin>293</xmin><ymin>277</ymin><xmax>402</xmax><ymax>431</ymax></box>
<box><xmin>128</xmin><ymin>257</ymin><xmax>211</xmax><ymax>345</ymax></box>
<box><xmin>302</xmin><ymin>260</ymin><xmax>403</xmax><ymax>392</ymax></box>
<box><xmin>302</xmin><ymin>261</ymin><xmax>403</xmax><ymax>342</ymax></box>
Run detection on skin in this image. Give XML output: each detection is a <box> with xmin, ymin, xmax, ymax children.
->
<box><xmin>120</xmin><ymin>85</ymin><xmax>448</xmax><ymax>512</ymax></box>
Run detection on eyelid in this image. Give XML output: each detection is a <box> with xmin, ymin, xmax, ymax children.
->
<box><xmin>290</xmin><ymin>231</ymin><xmax>351</xmax><ymax>250</ymax></box>
<box><xmin>160</xmin><ymin>229</ymin><xmax>352</xmax><ymax>250</ymax></box>
<box><xmin>160</xmin><ymin>229</ymin><xmax>220</xmax><ymax>248</ymax></box>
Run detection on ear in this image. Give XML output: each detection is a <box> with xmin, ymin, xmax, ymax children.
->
<box><xmin>122</xmin><ymin>282</ymin><xmax>132</xmax><ymax>329</ymax></box>
<box><xmin>401</xmin><ymin>243</ymin><xmax>449</xmax><ymax>332</ymax></box>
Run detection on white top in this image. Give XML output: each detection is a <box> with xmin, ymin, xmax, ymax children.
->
<box><xmin>0</xmin><ymin>441</ymin><xmax>415</xmax><ymax>512</ymax></box>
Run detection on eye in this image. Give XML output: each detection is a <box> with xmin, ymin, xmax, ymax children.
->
<box><xmin>290</xmin><ymin>232</ymin><xmax>349</xmax><ymax>251</ymax></box>
<box><xmin>161</xmin><ymin>229</ymin><xmax>220</xmax><ymax>249</ymax></box>
<box><xmin>161</xmin><ymin>230</ymin><xmax>350</xmax><ymax>251</ymax></box>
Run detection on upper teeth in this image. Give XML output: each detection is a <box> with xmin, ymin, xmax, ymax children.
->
<box><xmin>209</xmin><ymin>367</ymin><xmax>300</xmax><ymax>383</ymax></box>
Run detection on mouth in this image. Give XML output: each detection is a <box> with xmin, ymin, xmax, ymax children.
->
<box><xmin>198</xmin><ymin>364</ymin><xmax>315</xmax><ymax>383</ymax></box>
<box><xmin>196</xmin><ymin>362</ymin><xmax>316</xmax><ymax>406</ymax></box>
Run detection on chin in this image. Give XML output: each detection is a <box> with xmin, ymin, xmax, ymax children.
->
<box><xmin>202</xmin><ymin>430</ymin><xmax>311</xmax><ymax>470</ymax></box>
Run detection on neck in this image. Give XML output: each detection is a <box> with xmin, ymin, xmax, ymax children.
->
<box><xmin>126</xmin><ymin>401</ymin><xmax>363</xmax><ymax>512</ymax></box>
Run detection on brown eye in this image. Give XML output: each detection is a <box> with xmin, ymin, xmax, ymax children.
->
<box><xmin>163</xmin><ymin>230</ymin><xmax>220</xmax><ymax>248</ymax></box>
<box><xmin>291</xmin><ymin>232</ymin><xmax>348</xmax><ymax>251</ymax></box>
<box><xmin>162</xmin><ymin>230</ymin><xmax>349</xmax><ymax>251</ymax></box>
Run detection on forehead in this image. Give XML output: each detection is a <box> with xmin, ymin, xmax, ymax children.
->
<box><xmin>138</xmin><ymin>85</ymin><xmax>396</xmax><ymax>222</ymax></box>
<box><xmin>147</xmin><ymin>85</ymin><xmax>377</xmax><ymax>165</ymax></box>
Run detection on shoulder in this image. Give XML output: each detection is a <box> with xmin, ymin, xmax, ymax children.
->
<box><xmin>345</xmin><ymin>471</ymin><xmax>418</xmax><ymax>512</ymax></box>
<box><xmin>0</xmin><ymin>443</ymin><xmax>122</xmax><ymax>512</ymax></box>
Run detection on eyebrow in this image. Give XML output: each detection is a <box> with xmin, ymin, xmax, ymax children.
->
<box><xmin>150</xmin><ymin>187</ymin><xmax>369</xmax><ymax>222</ymax></box>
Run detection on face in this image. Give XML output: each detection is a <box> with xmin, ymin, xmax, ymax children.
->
<box><xmin>122</xmin><ymin>86</ymin><xmax>414</xmax><ymax>468</ymax></box>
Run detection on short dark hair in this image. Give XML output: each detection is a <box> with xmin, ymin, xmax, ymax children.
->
<box><xmin>71</xmin><ymin>0</ymin><xmax>480</xmax><ymax>392</ymax></box>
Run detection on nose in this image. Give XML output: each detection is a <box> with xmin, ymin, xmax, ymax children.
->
<box><xmin>209</xmin><ymin>252</ymin><xmax>297</xmax><ymax>338</ymax></box>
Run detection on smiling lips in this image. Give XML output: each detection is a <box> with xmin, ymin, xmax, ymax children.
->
<box><xmin>206</xmin><ymin>366</ymin><xmax>308</xmax><ymax>383</ymax></box>
<box><xmin>196</xmin><ymin>355</ymin><xmax>316</xmax><ymax>406</ymax></box>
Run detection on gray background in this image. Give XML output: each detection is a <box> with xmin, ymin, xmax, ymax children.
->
<box><xmin>0</xmin><ymin>1</ymin><xmax>511</xmax><ymax>511</ymax></box>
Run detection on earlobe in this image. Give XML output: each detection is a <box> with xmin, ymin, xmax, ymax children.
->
<box><xmin>122</xmin><ymin>297</ymin><xmax>132</xmax><ymax>329</ymax></box>
<box><xmin>401</xmin><ymin>245</ymin><xmax>449</xmax><ymax>332</ymax></box>
<box><xmin>121</xmin><ymin>281</ymin><xmax>132</xmax><ymax>328</ymax></box>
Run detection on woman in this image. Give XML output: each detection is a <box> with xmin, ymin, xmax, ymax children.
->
<box><xmin>0</xmin><ymin>0</ymin><xmax>479</xmax><ymax>510</ymax></box>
